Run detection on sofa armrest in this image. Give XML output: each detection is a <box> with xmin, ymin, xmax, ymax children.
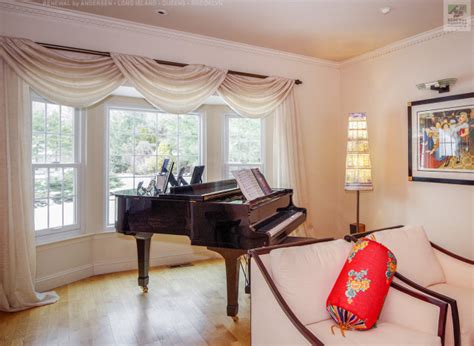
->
<box><xmin>379</xmin><ymin>282</ymin><xmax>448</xmax><ymax>342</ymax></box>
<box><xmin>431</xmin><ymin>243</ymin><xmax>474</xmax><ymax>288</ymax></box>
<box><xmin>250</xmin><ymin>255</ymin><xmax>322</xmax><ymax>346</ymax></box>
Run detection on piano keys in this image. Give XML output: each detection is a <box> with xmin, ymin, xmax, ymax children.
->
<box><xmin>114</xmin><ymin>179</ymin><xmax>307</xmax><ymax>318</ymax></box>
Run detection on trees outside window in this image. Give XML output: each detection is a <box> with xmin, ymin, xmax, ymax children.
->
<box><xmin>224</xmin><ymin>115</ymin><xmax>264</xmax><ymax>178</ymax></box>
<box><xmin>32</xmin><ymin>97</ymin><xmax>81</xmax><ymax>234</ymax></box>
<box><xmin>107</xmin><ymin>108</ymin><xmax>201</xmax><ymax>225</ymax></box>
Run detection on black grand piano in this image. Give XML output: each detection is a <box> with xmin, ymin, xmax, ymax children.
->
<box><xmin>114</xmin><ymin>179</ymin><xmax>306</xmax><ymax>318</ymax></box>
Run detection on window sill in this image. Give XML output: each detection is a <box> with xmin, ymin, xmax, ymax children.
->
<box><xmin>35</xmin><ymin>228</ymin><xmax>87</xmax><ymax>247</ymax></box>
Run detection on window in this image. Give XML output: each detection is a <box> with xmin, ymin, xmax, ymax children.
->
<box><xmin>106</xmin><ymin>107</ymin><xmax>202</xmax><ymax>225</ymax></box>
<box><xmin>32</xmin><ymin>97</ymin><xmax>81</xmax><ymax>235</ymax></box>
<box><xmin>224</xmin><ymin>115</ymin><xmax>264</xmax><ymax>178</ymax></box>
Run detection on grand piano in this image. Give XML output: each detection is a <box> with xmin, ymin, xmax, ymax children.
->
<box><xmin>114</xmin><ymin>179</ymin><xmax>306</xmax><ymax>318</ymax></box>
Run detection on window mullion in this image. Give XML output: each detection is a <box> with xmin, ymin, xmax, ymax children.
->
<box><xmin>61</xmin><ymin>167</ymin><xmax>64</xmax><ymax>227</ymax></box>
<box><xmin>46</xmin><ymin>167</ymin><xmax>50</xmax><ymax>229</ymax></box>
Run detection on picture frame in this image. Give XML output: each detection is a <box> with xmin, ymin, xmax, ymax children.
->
<box><xmin>408</xmin><ymin>92</ymin><xmax>474</xmax><ymax>185</ymax></box>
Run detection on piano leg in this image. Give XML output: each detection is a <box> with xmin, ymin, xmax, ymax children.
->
<box><xmin>245</xmin><ymin>255</ymin><xmax>251</xmax><ymax>294</ymax></box>
<box><xmin>135</xmin><ymin>233</ymin><xmax>153</xmax><ymax>293</ymax></box>
<box><xmin>208</xmin><ymin>247</ymin><xmax>246</xmax><ymax>320</ymax></box>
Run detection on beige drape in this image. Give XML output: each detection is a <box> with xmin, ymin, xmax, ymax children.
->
<box><xmin>0</xmin><ymin>60</ymin><xmax>59</xmax><ymax>311</ymax></box>
<box><xmin>217</xmin><ymin>74</ymin><xmax>294</xmax><ymax>118</ymax></box>
<box><xmin>218</xmin><ymin>75</ymin><xmax>310</xmax><ymax>236</ymax></box>
<box><xmin>0</xmin><ymin>37</ymin><xmax>125</xmax><ymax>107</ymax></box>
<box><xmin>0</xmin><ymin>36</ymin><xmax>311</xmax><ymax>311</ymax></box>
<box><xmin>112</xmin><ymin>54</ymin><xmax>227</xmax><ymax>114</ymax></box>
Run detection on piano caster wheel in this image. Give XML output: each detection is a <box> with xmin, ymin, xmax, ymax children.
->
<box><xmin>142</xmin><ymin>286</ymin><xmax>148</xmax><ymax>293</ymax></box>
<box><xmin>232</xmin><ymin>316</ymin><xmax>239</xmax><ymax>322</ymax></box>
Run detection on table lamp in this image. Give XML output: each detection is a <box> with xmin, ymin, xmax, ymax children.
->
<box><xmin>344</xmin><ymin>113</ymin><xmax>373</xmax><ymax>234</ymax></box>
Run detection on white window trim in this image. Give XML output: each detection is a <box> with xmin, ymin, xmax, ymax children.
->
<box><xmin>32</xmin><ymin>94</ymin><xmax>85</xmax><ymax>243</ymax></box>
<box><xmin>223</xmin><ymin>112</ymin><xmax>265</xmax><ymax>178</ymax></box>
<box><xmin>104</xmin><ymin>103</ymin><xmax>204</xmax><ymax>229</ymax></box>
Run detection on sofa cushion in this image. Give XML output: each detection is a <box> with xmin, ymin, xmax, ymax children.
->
<box><xmin>269</xmin><ymin>239</ymin><xmax>352</xmax><ymax>325</ymax></box>
<box><xmin>373</xmin><ymin>225</ymin><xmax>445</xmax><ymax>287</ymax></box>
<box><xmin>306</xmin><ymin>319</ymin><xmax>441</xmax><ymax>345</ymax></box>
<box><xmin>428</xmin><ymin>283</ymin><xmax>474</xmax><ymax>346</ymax></box>
<box><xmin>327</xmin><ymin>238</ymin><xmax>397</xmax><ymax>330</ymax></box>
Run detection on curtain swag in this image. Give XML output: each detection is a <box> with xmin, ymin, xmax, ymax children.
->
<box><xmin>0</xmin><ymin>36</ymin><xmax>295</xmax><ymax>115</ymax></box>
<box><xmin>0</xmin><ymin>35</ymin><xmax>312</xmax><ymax>312</ymax></box>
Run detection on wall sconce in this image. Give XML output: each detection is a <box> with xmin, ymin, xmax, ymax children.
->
<box><xmin>416</xmin><ymin>78</ymin><xmax>457</xmax><ymax>93</ymax></box>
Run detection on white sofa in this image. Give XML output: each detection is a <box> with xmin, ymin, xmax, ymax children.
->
<box><xmin>250</xmin><ymin>238</ymin><xmax>448</xmax><ymax>345</ymax></box>
<box><xmin>345</xmin><ymin>225</ymin><xmax>474</xmax><ymax>346</ymax></box>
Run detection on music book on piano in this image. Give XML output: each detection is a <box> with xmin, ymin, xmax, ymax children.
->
<box><xmin>232</xmin><ymin>168</ymin><xmax>272</xmax><ymax>201</ymax></box>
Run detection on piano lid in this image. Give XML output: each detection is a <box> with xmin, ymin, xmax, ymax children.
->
<box><xmin>113</xmin><ymin>179</ymin><xmax>241</xmax><ymax>201</ymax></box>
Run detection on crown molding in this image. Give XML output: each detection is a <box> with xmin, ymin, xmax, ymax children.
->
<box><xmin>0</xmin><ymin>0</ymin><xmax>339</xmax><ymax>69</ymax></box>
<box><xmin>1</xmin><ymin>1</ymin><xmax>472</xmax><ymax>70</ymax></box>
<box><xmin>340</xmin><ymin>17</ymin><xmax>474</xmax><ymax>67</ymax></box>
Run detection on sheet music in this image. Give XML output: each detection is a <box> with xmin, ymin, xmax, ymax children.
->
<box><xmin>232</xmin><ymin>169</ymin><xmax>265</xmax><ymax>201</ymax></box>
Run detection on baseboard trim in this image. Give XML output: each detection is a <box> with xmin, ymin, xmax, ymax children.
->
<box><xmin>36</xmin><ymin>263</ymin><xmax>94</xmax><ymax>292</ymax></box>
<box><xmin>93</xmin><ymin>250</ymin><xmax>220</xmax><ymax>275</ymax></box>
<box><xmin>35</xmin><ymin>250</ymin><xmax>220</xmax><ymax>291</ymax></box>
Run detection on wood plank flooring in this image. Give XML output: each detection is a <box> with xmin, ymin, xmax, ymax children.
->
<box><xmin>0</xmin><ymin>259</ymin><xmax>251</xmax><ymax>346</ymax></box>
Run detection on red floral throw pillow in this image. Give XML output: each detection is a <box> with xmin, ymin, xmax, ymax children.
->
<box><xmin>326</xmin><ymin>238</ymin><xmax>397</xmax><ymax>336</ymax></box>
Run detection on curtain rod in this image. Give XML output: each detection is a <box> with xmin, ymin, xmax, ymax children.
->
<box><xmin>37</xmin><ymin>42</ymin><xmax>303</xmax><ymax>85</ymax></box>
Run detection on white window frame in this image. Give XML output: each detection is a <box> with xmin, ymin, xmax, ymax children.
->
<box><xmin>31</xmin><ymin>94</ymin><xmax>84</xmax><ymax>242</ymax></box>
<box><xmin>223</xmin><ymin>113</ymin><xmax>265</xmax><ymax>178</ymax></box>
<box><xmin>104</xmin><ymin>103</ymin><xmax>204</xmax><ymax>228</ymax></box>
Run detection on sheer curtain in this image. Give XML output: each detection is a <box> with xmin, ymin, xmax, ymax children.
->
<box><xmin>0</xmin><ymin>36</ymin><xmax>311</xmax><ymax>311</ymax></box>
<box><xmin>0</xmin><ymin>60</ymin><xmax>59</xmax><ymax>311</ymax></box>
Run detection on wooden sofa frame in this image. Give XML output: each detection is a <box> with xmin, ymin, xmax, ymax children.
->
<box><xmin>249</xmin><ymin>237</ymin><xmax>448</xmax><ymax>345</ymax></box>
<box><xmin>344</xmin><ymin>225</ymin><xmax>473</xmax><ymax>346</ymax></box>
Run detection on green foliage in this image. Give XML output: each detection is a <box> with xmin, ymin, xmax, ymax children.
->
<box><xmin>108</xmin><ymin>110</ymin><xmax>201</xmax><ymax>181</ymax></box>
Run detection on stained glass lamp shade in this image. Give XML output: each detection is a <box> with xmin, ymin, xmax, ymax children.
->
<box><xmin>345</xmin><ymin>113</ymin><xmax>374</xmax><ymax>191</ymax></box>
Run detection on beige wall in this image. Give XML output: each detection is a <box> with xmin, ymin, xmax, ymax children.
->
<box><xmin>339</xmin><ymin>31</ymin><xmax>474</xmax><ymax>258</ymax></box>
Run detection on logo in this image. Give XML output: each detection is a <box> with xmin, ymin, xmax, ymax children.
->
<box><xmin>444</xmin><ymin>0</ymin><xmax>471</xmax><ymax>31</ymax></box>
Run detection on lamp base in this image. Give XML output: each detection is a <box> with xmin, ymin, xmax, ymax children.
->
<box><xmin>350</xmin><ymin>223</ymin><xmax>366</xmax><ymax>235</ymax></box>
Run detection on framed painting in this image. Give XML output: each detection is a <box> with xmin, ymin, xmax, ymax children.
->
<box><xmin>408</xmin><ymin>92</ymin><xmax>474</xmax><ymax>185</ymax></box>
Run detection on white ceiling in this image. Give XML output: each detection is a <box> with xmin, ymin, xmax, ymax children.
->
<box><xmin>28</xmin><ymin>0</ymin><xmax>472</xmax><ymax>61</ymax></box>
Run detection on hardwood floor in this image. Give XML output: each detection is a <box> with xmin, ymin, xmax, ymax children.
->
<box><xmin>0</xmin><ymin>259</ymin><xmax>251</xmax><ymax>346</ymax></box>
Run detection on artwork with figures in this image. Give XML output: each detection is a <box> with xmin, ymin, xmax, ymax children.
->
<box><xmin>418</xmin><ymin>106</ymin><xmax>473</xmax><ymax>171</ymax></box>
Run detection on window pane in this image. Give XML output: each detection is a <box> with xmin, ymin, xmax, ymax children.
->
<box><xmin>32</xmin><ymin>134</ymin><xmax>46</xmax><ymax>163</ymax></box>
<box><xmin>63</xmin><ymin>168</ymin><xmax>75</xmax><ymax>197</ymax></box>
<box><xmin>179</xmin><ymin>114</ymin><xmax>199</xmax><ymax>157</ymax></box>
<box><xmin>49</xmin><ymin>168</ymin><xmax>63</xmax><ymax>201</ymax></box>
<box><xmin>34</xmin><ymin>199</ymin><xmax>48</xmax><ymax>230</ymax></box>
<box><xmin>227</xmin><ymin>117</ymin><xmax>262</xmax><ymax>167</ymax></box>
<box><xmin>34</xmin><ymin>168</ymin><xmax>48</xmax><ymax>199</ymax></box>
<box><xmin>110</xmin><ymin>177</ymin><xmax>134</xmax><ymax>193</ymax></box>
<box><xmin>158</xmin><ymin>113</ymin><xmax>178</xmax><ymax>134</ymax></box>
<box><xmin>60</xmin><ymin>135</ymin><xmax>74</xmax><ymax>162</ymax></box>
<box><xmin>61</xmin><ymin>106</ymin><xmax>74</xmax><ymax>136</ymax></box>
<box><xmin>110</xmin><ymin>155</ymin><xmax>133</xmax><ymax>175</ymax></box>
<box><xmin>48</xmin><ymin>198</ymin><xmax>62</xmax><ymax>229</ymax></box>
<box><xmin>32</xmin><ymin>101</ymin><xmax>46</xmax><ymax>133</ymax></box>
<box><xmin>46</xmin><ymin>134</ymin><xmax>60</xmax><ymax>163</ymax></box>
<box><xmin>134</xmin><ymin>155</ymin><xmax>158</xmax><ymax>175</ymax></box>
<box><xmin>46</xmin><ymin>104</ymin><xmax>60</xmax><ymax>134</ymax></box>
<box><xmin>63</xmin><ymin>196</ymin><xmax>76</xmax><ymax>227</ymax></box>
<box><xmin>179</xmin><ymin>156</ymin><xmax>199</xmax><ymax>172</ymax></box>
<box><xmin>109</xmin><ymin>176</ymin><xmax>126</xmax><ymax>193</ymax></box>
